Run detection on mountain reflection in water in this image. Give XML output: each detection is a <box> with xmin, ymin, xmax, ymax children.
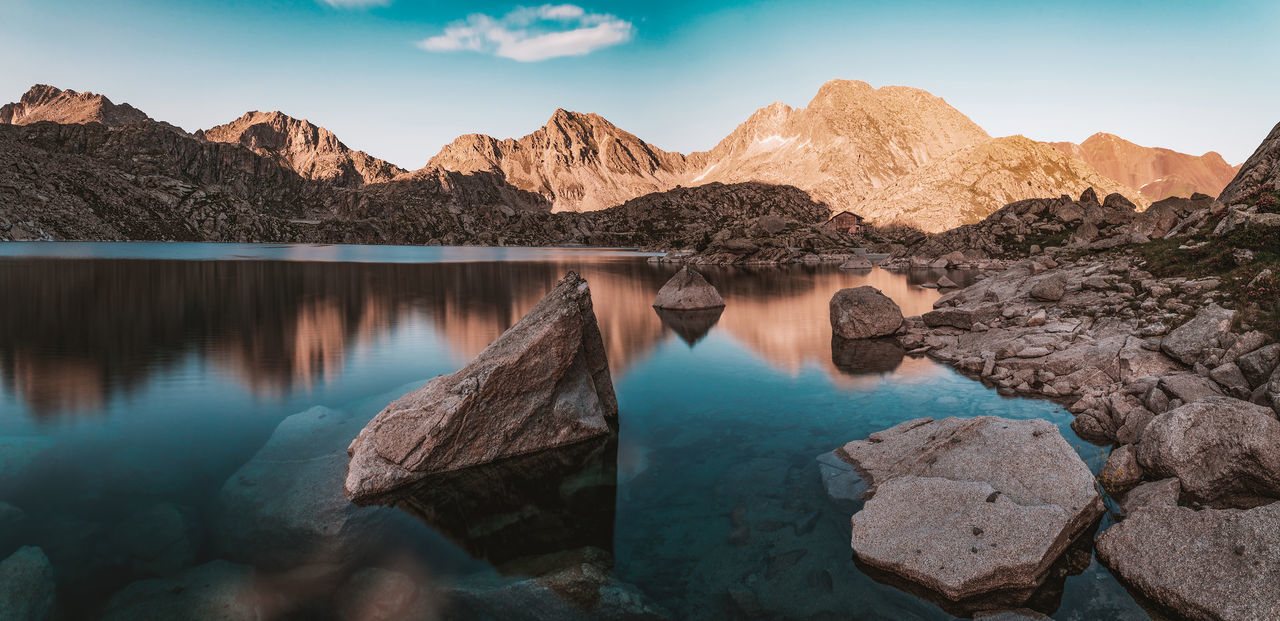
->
<box><xmin>0</xmin><ymin>257</ymin><xmax>969</xmax><ymax>420</ymax></box>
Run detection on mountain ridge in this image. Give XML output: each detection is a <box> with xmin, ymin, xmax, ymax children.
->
<box><xmin>1047</xmin><ymin>132</ymin><xmax>1239</xmax><ymax>201</ymax></box>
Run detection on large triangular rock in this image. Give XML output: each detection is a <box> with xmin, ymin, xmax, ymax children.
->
<box><xmin>651</xmin><ymin>267</ymin><xmax>725</xmax><ymax>310</ymax></box>
<box><xmin>345</xmin><ymin>272</ymin><xmax>618</xmax><ymax>503</ymax></box>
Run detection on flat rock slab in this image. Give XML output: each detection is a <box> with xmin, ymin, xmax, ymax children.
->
<box><xmin>345</xmin><ymin>271</ymin><xmax>618</xmax><ymax>503</ymax></box>
<box><xmin>652</xmin><ymin>266</ymin><xmax>725</xmax><ymax>310</ymax></box>
<box><xmin>1097</xmin><ymin>503</ymin><xmax>1280</xmax><ymax>621</ymax></box>
<box><xmin>839</xmin><ymin>416</ymin><xmax>1102</xmax><ymax>601</ymax></box>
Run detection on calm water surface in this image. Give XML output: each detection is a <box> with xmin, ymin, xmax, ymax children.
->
<box><xmin>0</xmin><ymin>243</ymin><xmax>1145</xmax><ymax>619</ymax></box>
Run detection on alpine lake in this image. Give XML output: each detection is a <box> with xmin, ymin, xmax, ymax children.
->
<box><xmin>0</xmin><ymin>243</ymin><xmax>1148</xmax><ymax>620</ymax></box>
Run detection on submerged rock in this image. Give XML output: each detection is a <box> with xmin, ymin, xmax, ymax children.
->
<box><xmin>829</xmin><ymin>286</ymin><xmax>903</xmax><ymax>339</ymax></box>
<box><xmin>1135</xmin><ymin>396</ymin><xmax>1280</xmax><ymax>508</ymax></box>
<box><xmin>0</xmin><ymin>546</ymin><xmax>55</xmax><ymax>621</ymax></box>
<box><xmin>839</xmin><ymin>417</ymin><xmax>1102</xmax><ymax>602</ymax></box>
<box><xmin>345</xmin><ymin>271</ymin><xmax>618</xmax><ymax>503</ymax></box>
<box><xmin>101</xmin><ymin>560</ymin><xmax>261</xmax><ymax>621</ymax></box>
<box><xmin>651</xmin><ymin>266</ymin><xmax>725</xmax><ymax>310</ymax></box>
<box><xmin>217</xmin><ymin>406</ymin><xmax>392</xmax><ymax>568</ymax></box>
<box><xmin>1096</xmin><ymin>503</ymin><xmax>1280</xmax><ymax>621</ymax></box>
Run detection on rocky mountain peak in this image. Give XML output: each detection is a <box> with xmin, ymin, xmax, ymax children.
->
<box><xmin>0</xmin><ymin>84</ymin><xmax>153</xmax><ymax>127</ymax></box>
<box><xmin>426</xmin><ymin>108</ymin><xmax>688</xmax><ymax>213</ymax></box>
<box><xmin>202</xmin><ymin>110</ymin><xmax>404</xmax><ymax>187</ymax></box>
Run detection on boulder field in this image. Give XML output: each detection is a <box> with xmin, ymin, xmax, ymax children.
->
<box><xmin>344</xmin><ymin>271</ymin><xmax>618</xmax><ymax>503</ymax></box>
<box><xmin>880</xmin><ymin>183</ymin><xmax>1280</xmax><ymax>619</ymax></box>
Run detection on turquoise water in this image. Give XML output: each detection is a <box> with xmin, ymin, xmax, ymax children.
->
<box><xmin>0</xmin><ymin>244</ymin><xmax>1144</xmax><ymax>619</ymax></box>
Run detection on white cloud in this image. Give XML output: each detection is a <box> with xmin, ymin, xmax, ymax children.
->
<box><xmin>417</xmin><ymin>4</ymin><xmax>633</xmax><ymax>62</ymax></box>
<box><xmin>318</xmin><ymin>0</ymin><xmax>390</xmax><ymax>8</ymax></box>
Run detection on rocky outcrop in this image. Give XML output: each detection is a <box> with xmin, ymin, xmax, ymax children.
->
<box><xmin>837</xmin><ymin>416</ymin><xmax>1103</xmax><ymax>602</ymax></box>
<box><xmin>345</xmin><ymin>272</ymin><xmax>617</xmax><ymax>503</ymax></box>
<box><xmin>427</xmin><ymin>109</ymin><xmax>687</xmax><ymax>213</ymax></box>
<box><xmin>0</xmin><ymin>546</ymin><xmax>55</xmax><ymax>621</ymax></box>
<box><xmin>1049</xmin><ymin>132</ymin><xmax>1240</xmax><ymax>201</ymax></box>
<box><xmin>1218</xmin><ymin>120</ymin><xmax>1280</xmax><ymax>206</ymax></box>
<box><xmin>651</xmin><ymin>267</ymin><xmax>724</xmax><ymax>309</ymax></box>
<box><xmin>1096</xmin><ymin>503</ymin><xmax>1280</xmax><ymax>621</ymax></box>
<box><xmin>857</xmin><ymin>136</ymin><xmax>1145</xmax><ymax>233</ymax></box>
<box><xmin>829</xmin><ymin>286</ymin><xmax>903</xmax><ymax>339</ymax></box>
<box><xmin>202</xmin><ymin>111</ymin><xmax>405</xmax><ymax>186</ymax></box>
<box><xmin>1</xmin><ymin>84</ymin><xmax>154</xmax><ymax>127</ymax></box>
<box><xmin>1135</xmin><ymin>397</ymin><xmax>1280</xmax><ymax>508</ymax></box>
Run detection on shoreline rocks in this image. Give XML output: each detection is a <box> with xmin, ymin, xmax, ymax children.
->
<box><xmin>345</xmin><ymin>271</ymin><xmax>618</xmax><ymax>503</ymax></box>
<box><xmin>651</xmin><ymin>267</ymin><xmax>725</xmax><ymax>310</ymax></box>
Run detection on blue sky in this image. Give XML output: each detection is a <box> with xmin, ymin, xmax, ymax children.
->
<box><xmin>1</xmin><ymin>0</ymin><xmax>1276</xmax><ymax>169</ymax></box>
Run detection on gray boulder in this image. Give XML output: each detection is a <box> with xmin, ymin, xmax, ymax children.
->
<box><xmin>1117</xmin><ymin>478</ymin><xmax>1180</xmax><ymax>517</ymax></box>
<box><xmin>1237</xmin><ymin>343</ymin><xmax>1280</xmax><ymax>387</ymax></box>
<box><xmin>829</xmin><ymin>286</ymin><xmax>903</xmax><ymax>339</ymax></box>
<box><xmin>1136</xmin><ymin>396</ymin><xmax>1280</xmax><ymax>508</ymax></box>
<box><xmin>839</xmin><ymin>417</ymin><xmax>1103</xmax><ymax>601</ymax></box>
<box><xmin>651</xmin><ymin>267</ymin><xmax>724</xmax><ymax>310</ymax></box>
<box><xmin>1097</xmin><ymin>445</ymin><xmax>1143</xmax><ymax>494</ymax></box>
<box><xmin>1161</xmin><ymin>304</ymin><xmax>1235</xmax><ymax>366</ymax></box>
<box><xmin>1096</xmin><ymin>503</ymin><xmax>1280</xmax><ymax>621</ymax></box>
<box><xmin>0</xmin><ymin>546</ymin><xmax>55</xmax><ymax>621</ymax></box>
<box><xmin>346</xmin><ymin>272</ymin><xmax>618</xmax><ymax>503</ymax></box>
<box><xmin>839</xmin><ymin>256</ymin><xmax>873</xmax><ymax>270</ymax></box>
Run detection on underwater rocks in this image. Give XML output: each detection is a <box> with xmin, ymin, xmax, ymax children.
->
<box><xmin>1096</xmin><ymin>503</ymin><xmax>1280</xmax><ymax>621</ymax></box>
<box><xmin>651</xmin><ymin>266</ymin><xmax>725</xmax><ymax>310</ymax></box>
<box><xmin>0</xmin><ymin>546</ymin><xmax>55</xmax><ymax>621</ymax></box>
<box><xmin>1135</xmin><ymin>396</ymin><xmax>1280</xmax><ymax>508</ymax></box>
<box><xmin>345</xmin><ymin>271</ymin><xmax>618</xmax><ymax>503</ymax></box>
<box><xmin>829</xmin><ymin>286</ymin><xmax>903</xmax><ymax>340</ymax></box>
<box><xmin>217</xmin><ymin>406</ymin><xmax>391</xmax><ymax>568</ymax></box>
<box><xmin>101</xmin><ymin>560</ymin><xmax>261</xmax><ymax>621</ymax></box>
<box><xmin>837</xmin><ymin>416</ymin><xmax>1103</xmax><ymax>602</ymax></box>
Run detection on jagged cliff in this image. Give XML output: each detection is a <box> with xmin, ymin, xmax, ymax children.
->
<box><xmin>0</xmin><ymin>85</ymin><xmax>155</xmax><ymax>127</ymax></box>
<box><xmin>1218</xmin><ymin>121</ymin><xmax>1280</xmax><ymax>205</ymax></box>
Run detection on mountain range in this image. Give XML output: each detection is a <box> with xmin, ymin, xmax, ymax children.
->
<box><xmin>0</xmin><ymin>81</ymin><xmax>1249</xmax><ymax>241</ymax></box>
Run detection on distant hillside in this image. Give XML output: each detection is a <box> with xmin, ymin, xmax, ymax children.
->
<box><xmin>1048</xmin><ymin>133</ymin><xmax>1239</xmax><ymax>201</ymax></box>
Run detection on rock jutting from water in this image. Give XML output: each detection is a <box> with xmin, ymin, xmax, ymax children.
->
<box><xmin>829</xmin><ymin>286</ymin><xmax>904</xmax><ymax>340</ymax></box>
<box><xmin>835</xmin><ymin>416</ymin><xmax>1103</xmax><ymax>603</ymax></box>
<box><xmin>651</xmin><ymin>266</ymin><xmax>725</xmax><ymax>310</ymax></box>
<box><xmin>1096</xmin><ymin>503</ymin><xmax>1280</xmax><ymax>621</ymax></box>
<box><xmin>345</xmin><ymin>271</ymin><xmax>618</xmax><ymax>504</ymax></box>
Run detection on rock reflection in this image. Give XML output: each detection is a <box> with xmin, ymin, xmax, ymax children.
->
<box><xmin>380</xmin><ymin>437</ymin><xmax>617</xmax><ymax>573</ymax></box>
<box><xmin>654</xmin><ymin>307</ymin><xmax>724</xmax><ymax>346</ymax></box>
<box><xmin>830</xmin><ymin>337</ymin><xmax>905</xmax><ymax>376</ymax></box>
